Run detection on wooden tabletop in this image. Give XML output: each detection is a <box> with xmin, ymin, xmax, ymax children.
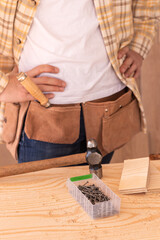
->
<box><xmin>0</xmin><ymin>161</ymin><xmax>160</xmax><ymax>240</ymax></box>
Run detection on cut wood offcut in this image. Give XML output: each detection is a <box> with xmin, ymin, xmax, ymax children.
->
<box><xmin>119</xmin><ymin>157</ymin><xmax>160</xmax><ymax>194</ymax></box>
<box><xmin>148</xmin><ymin>162</ymin><xmax>160</xmax><ymax>192</ymax></box>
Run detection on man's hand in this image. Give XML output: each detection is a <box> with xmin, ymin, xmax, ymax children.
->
<box><xmin>118</xmin><ymin>46</ymin><xmax>143</xmax><ymax>79</ymax></box>
<box><xmin>0</xmin><ymin>64</ymin><xmax>66</xmax><ymax>103</ymax></box>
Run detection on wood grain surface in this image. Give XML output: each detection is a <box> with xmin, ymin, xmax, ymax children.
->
<box><xmin>119</xmin><ymin>157</ymin><xmax>150</xmax><ymax>194</ymax></box>
<box><xmin>0</xmin><ymin>161</ymin><xmax>160</xmax><ymax>240</ymax></box>
<box><xmin>148</xmin><ymin>162</ymin><xmax>160</xmax><ymax>192</ymax></box>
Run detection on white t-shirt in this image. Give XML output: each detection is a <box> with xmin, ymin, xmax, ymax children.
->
<box><xmin>19</xmin><ymin>0</ymin><xmax>125</xmax><ymax>104</ymax></box>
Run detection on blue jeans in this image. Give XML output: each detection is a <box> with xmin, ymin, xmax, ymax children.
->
<box><xmin>18</xmin><ymin>108</ymin><xmax>114</xmax><ymax>164</ymax></box>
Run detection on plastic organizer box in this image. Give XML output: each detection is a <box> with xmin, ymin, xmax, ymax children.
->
<box><xmin>66</xmin><ymin>173</ymin><xmax>121</xmax><ymax>219</ymax></box>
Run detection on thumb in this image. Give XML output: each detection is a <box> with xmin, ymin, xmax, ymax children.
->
<box><xmin>117</xmin><ymin>46</ymin><xmax>129</xmax><ymax>59</ymax></box>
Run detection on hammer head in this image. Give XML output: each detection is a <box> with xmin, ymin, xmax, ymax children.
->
<box><xmin>86</xmin><ymin>139</ymin><xmax>103</xmax><ymax>178</ymax></box>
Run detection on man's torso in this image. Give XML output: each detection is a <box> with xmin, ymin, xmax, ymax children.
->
<box><xmin>19</xmin><ymin>0</ymin><xmax>125</xmax><ymax>104</ymax></box>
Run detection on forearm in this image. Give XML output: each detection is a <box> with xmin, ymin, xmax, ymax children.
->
<box><xmin>129</xmin><ymin>0</ymin><xmax>160</xmax><ymax>59</ymax></box>
<box><xmin>0</xmin><ymin>53</ymin><xmax>16</xmax><ymax>102</ymax></box>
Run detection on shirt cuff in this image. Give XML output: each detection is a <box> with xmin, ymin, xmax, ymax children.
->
<box><xmin>129</xmin><ymin>33</ymin><xmax>154</xmax><ymax>59</ymax></box>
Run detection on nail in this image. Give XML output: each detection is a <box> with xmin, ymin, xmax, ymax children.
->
<box><xmin>83</xmin><ymin>181</ymin><xmax>89</xmax><ymax>186</ymax></box>
<box><xmin>78</xmin><ymin>184</ymin><xmax>110</xmax><ymax>204</ymax></box>
<box><xmin>62</xmin><ymin>82</ymin><xmax>66</xmax><ymax>87</ymax></box>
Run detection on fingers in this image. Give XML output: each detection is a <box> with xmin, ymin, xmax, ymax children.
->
<box><xmin>26</xmin><ymin>65</ymin><xmax>66</xmax><ymax>90</ymax></box>
<box><xmin>117</xmin><ymin>46</ymin><xmax>129</xmax><ymax>59</ymax></box>
<box><xmin>124</xmin><ymin>63</ymin><xmax>137</xmax><ymax>78</ymax></box>
<box><xmin>118</xmin><ymin>48</ymin><xmax>143</xmax><ymax>78</ymax></box>
<box><xmin>33</xmin><ymin>76</ymin><xmax>66</xmax><ymax>88</ymax></box>
<box><xmin>27</xmin><ymin>64</ymin><xmax>59</xmax><ymax>77</ymax></box>
<box><xmin>19</xmin><ymin>73</ymin><xmax>66</xmax><ymax>102</ymax></box>
<box><xmin>26</xmin><ymin>93</ymin><xmax>54</xmax><ymax>101</ymax></box>
<box><xmin>45</xmin><ymin>93</ymin><xmax>55</xmax><ymax>99</ymax></box>
<box><xmin>133</xmin><ymin>70</ymin><xmax>140</xmax><ymax>79</ymax></box>
<box><xmin>38</xmin><ymin>85</ymin><xmax>65</xmax><ymax>92</ymax></box>
<box><xmin>119</xmin><ymin>57</ymin><xmax>133</xmax><ymax>74</ymax></box>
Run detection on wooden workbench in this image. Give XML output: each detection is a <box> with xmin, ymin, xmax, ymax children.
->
<box><xmin>0</xmin><ymin>161</ymin><xmax>160</xmax><ymax>240</ymax></box>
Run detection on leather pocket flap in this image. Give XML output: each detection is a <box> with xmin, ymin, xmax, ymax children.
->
<box><xmin>24</xmin><ymin>101</ymin><xmax>81</xmax><ymax>144</ymax></box>
<box><xmin>102</xmin><ymin>99</ymin><xmax>141</xmax><ymax>153</ymax></box>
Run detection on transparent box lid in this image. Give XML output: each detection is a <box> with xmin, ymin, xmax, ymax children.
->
<box><xmin>66</xmin><ymin>173</ymin><xmax>121</xmax><ymax>219</ymax></box>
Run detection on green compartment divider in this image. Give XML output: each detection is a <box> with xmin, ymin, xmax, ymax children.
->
<box><xmin>70</xmin><ymin>174</ymin><xmax>93</xmax><ymax>182</ymax></box>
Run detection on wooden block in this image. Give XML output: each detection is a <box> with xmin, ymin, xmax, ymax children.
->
<box><xmin>119</xmin><ymin>157</ymin><xmax>150</xmax><ymax>194</ymax></box>
<box><xmin>148</xmin><ymin>162</ymin><xmax>160</xmax><ymax>192</ymax></box>
<box><xmin>150</xmin><ymin>154</ymin><xmax>160</xmax><ymax>160</ymax></box>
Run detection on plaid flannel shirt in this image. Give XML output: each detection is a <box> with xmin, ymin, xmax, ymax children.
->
<box><xmin>0</xmin><ymin>0</ymin><xmax>160</xmax><ymax>142</ymax></box>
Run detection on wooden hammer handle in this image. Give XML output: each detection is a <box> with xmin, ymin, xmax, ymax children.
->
<box><xmin>20</xmin><ymin>74</ymin><xmax>50</xmax><ymax>107</ymax></box>
<box><xmin>0</xmin><ymin>153</ymin><xmax>86</xmax><ymax>178</ymax></box>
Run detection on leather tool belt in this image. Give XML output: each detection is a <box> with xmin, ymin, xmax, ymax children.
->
<box><xmin>2</xmin><ymin>87</ymin><xmax>141</xmax><ymax>158</ymax></box>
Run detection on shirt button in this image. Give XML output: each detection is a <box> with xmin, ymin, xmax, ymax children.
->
<box><xmin>16</xmin><ymin>38</ymin><xmax>22</xmax><ymax>45</ymax></box>
<box><xmin>31</xmin><ymin>0</ymin><xmax>36</xmax><ymax>6</ymax></box>
<box><xmin>3</xmin><ymin>117</ymin><xmax>7</xmax><ymax>123</ymax></box>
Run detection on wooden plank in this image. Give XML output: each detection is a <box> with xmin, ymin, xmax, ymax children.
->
<box><xmin>148</xmin><ymin>162</ymin><xmax>160</xmax><ymax>192</ymax></box>
<box><xmin>0</xmin><ymin>161</ymin><xmax>160</xmax><ymax>240</ymax></box>
<box><xmin>119</xmin><ymin>157</ymin><xmax>150</xmax><ymax>194</ymax></box>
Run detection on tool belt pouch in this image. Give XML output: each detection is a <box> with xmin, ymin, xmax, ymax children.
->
<box><xmin>2</xmin><ymin>103</ymin><xmax>20</xmax><ymax>143</ymax></box>
<box><xmin>83</xmin><ymin>89</ymin><xmax>141</xmax><ymax>155</ymax></box>
<box><xmin>24</xmin><ymin>101</ymin><xmax>81</xmax><ymax>144</ymax></box>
